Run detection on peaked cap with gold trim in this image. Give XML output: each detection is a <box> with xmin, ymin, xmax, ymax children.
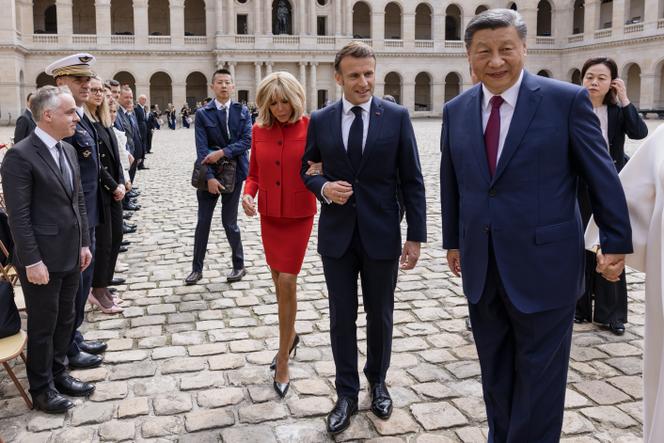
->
<box><xmin>45</xmin><ymin>53</ymin><xmax>96</xmax><ymax>78</ymax></box>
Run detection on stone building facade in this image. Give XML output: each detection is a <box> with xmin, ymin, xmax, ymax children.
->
<box><xmin>1</xmin><ymin>0</ymin><xmax>663</xmax><ymax>122</ymax></box>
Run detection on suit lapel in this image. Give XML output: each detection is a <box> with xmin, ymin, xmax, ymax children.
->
<box><xmin>228</xmin><ymin>103</ymin><xmax>240</xmax><ymax>141</ymax></box>
<box><xmin>492</xmin><ymin>71</ymin><xmax>542</xmax><ymax>184</ymax></box>
<box><xmin>468</xmin><ymin>86</ymin><xmax>491</xmax><ymax>184</ymax></box>
<box><xmin>330</xmin><ymin>101</ymin><xmax>354</xmax><ymax>172</ymax></box>
<box><xmin>357</xmin><ymin>97</ymin><xmax>384</xmax><ymax>174</ymax></box>
<box><xmin>32</xmin><ymin>134</ymin><xmax>73</xmax><ymax>199</ymax></box>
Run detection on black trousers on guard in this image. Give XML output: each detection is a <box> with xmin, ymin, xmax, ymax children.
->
<box><xmin>192</xmin><ymin>185</ymin><xmax>244</xmax><ymax>273</ymax></box>
<box><xmin>68</xmin><ymin>227</ymin><xmax>95</xmax><ymax>357</ymax></box>
<box><xmin>321</xmin><ymin>227</ymin><xmax>398</xmax><ymax>398</ymax></box>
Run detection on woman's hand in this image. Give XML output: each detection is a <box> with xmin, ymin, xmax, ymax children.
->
<box><xmin>612</xmin><ymin>79</ymin><xmax>630</xmax><ymax>106</ymax></box>
<box><xmin>305</xmin><ymin>161</ymin><xmax>323</xmax><ymax>176</ymax></box>
<box><xmin>242</xmin><ymin>194</ymin><xmax>257</xmax><ymax>217</ymax></box>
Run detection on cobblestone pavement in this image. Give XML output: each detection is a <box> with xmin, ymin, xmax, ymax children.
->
<box><xmin>0</xmin><ymin>119</ymin><xmax>661</xmax><ymax>442</ymax></box>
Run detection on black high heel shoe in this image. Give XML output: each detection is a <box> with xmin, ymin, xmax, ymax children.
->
<box><xmin>270</xmin><ymin>334</ymin><xmax>300</xmax><ymax>370</ymax></box>
<box><xmin>273</xmin><ymin>375</ymin><xmax>290</xmax><ymax>398</ymax></box>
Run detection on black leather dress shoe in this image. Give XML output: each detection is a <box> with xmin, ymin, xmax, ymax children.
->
<box><xmin>119</xmin><ymin>246</ymin><xmax>128</xmax><ymax>253</ymax></box>
<box><xmin>370</xmin><ymin>382</ymin><xmax>393</xmax><ymax>420</ymax></box>
<box><xmin>78</xmin><ymin>340</ymin><xmax>107</xmax><ymax>355</ymax></box>
<box><xmin>54</xmin><ymin>374</ymin><xmax>95</xmax><ymax>397</ymax></box>
<box><xmin>68</xmin><ymin>351</ymin><xmax>103</xmax><ymax>369</ymax></box>
<box><xmin>605</xmin><ymin>321</ymin><xmax>626</xmax><ymax>336</ymax></box>
<box><xmin>122</xmin><ymin>212</ymin><xmax>133</xmax><ymax>220</ymax></box>
<box><xmin>121</xmin><ymin>240</ymin><xmax>131</xmax><ymax>246</ymax></box>
<box><xmin>123</xmin><ymin>202</ymin><xmax>141</xmax><ymax>211</ymax></box>
<box><xmin>110</xmin><ymin>277</ymin><xmax>126</xmax><ymax>285</ymax></box>
<box><xmin>138</xmin><ymin>166</ymin><xmax>150</xmax><ymax>170</ymax></box>
<box><xmin>33</xmin><ymin>389</ymin><xmax>73</xmax><ymax>414</ymax></box>
<box><xmin>123</xmin><ymin>225</ymin><xmax>137</xmax><ymax>235</ymax></box>
<box><xmin>185</xmin><ymin>271</ymin><xmax>203</xmax><ymax>285</ymax></box>
<box><xmin>326</xmin><ymin>396</ymin><xmax>358</xmax><ymax>435</ymax></box>
<box><xmin>109</xmin><ymin>287</ymin><xmax>117</xmax><ymax>294</ymax></box>
<box><xmin>227</xmin><ymin>268</ymin><xmax>246</xmax><ymax>283</ymax></box>
<box><xmin>127</xmin><ymin>190</ymin><xmax>141</xmax><ymax>198</ymax></box>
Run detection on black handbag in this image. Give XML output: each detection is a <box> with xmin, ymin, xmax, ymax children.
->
<box><xmin>0</xmin><ymin>280</ymin><xmax>20</xmax><ymax>339</ymax></box>
<box><xmin>191</xmin><ymin>156</ymin><xmax>237</xmax><ymax>194</ymax></box>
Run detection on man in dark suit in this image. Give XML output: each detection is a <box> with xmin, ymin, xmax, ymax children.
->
<box><xmin>135</xmin><ymin>94</ymin><xmax>149</xmax><ymax>169</ymax></box>
<box><xmin>1</xmin><ymin>86</ymin><xmax>95</xmax><ymax>413</ymax></box>
<box><xmin>116</xmin><ymin>86</ymin><xmax>143</xmax><ymax>212</ymax></box>
<box><xmin>146</xmin><ymin>104</ymin><xmax>161</xmax><ymax>153</ymax></box>
<box><xmin>301</xmin><ymin>42</ymin><xmax>427</xmax><ymax>435</ymax></box>
<box><xmin>13</xmin><ymin>92</ymin><xmax>36</xmax><ymax>143</ymax></box>
<box><xmin>184</xmin><ymin>68</ymin><xmax>251</xmax><ymax>285</ymax></box>
<box><xmin>440</xmin><ymin>10</ymin><xmax>633</xmax><ymax>442</ymax></box>
<box><xmin>48</xmin><ymin>53</ymin><xmax>107</xmax><ymax>370</ymax></box>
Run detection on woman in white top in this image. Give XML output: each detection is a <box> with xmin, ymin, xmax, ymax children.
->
<box><xmin>575</xmin><ymin>57</ymin><xmax>648</xmax><ymax>334</ymax></box>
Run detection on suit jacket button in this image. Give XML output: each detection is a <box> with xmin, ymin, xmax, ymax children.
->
<box><xmin>484</xmin><ymin>226</ymin><xmax>490</xmax><ymax>233</ymax></box>
<box><xmin>489</xmin><ymin>188</ymin><xmax>496</xmax><ymax>197</ymax></box>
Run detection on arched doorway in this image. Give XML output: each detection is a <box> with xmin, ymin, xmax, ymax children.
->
<box><xmin>111</xmin><ymin>0</ymin><xmax>134</xmax><ymax>34</ymax></box>
<box><xmin>150</xmin><ymin>72</ymin><xmax>173</xmax><ymax>111</ymax></box>
<box><xmin>384</xmin><ymin>2</ymin><xmax>402</xmax><ymax>39</ymax></box>
<box><xmin>73</xmin><ymin>0</ymin><xmax>96</xmax><ymax>34</ymax></box>
<box><xmin>537</xmin><ymin>69</ymin><xmax>551</xmax><ymax>78</ymax></box>
<box><xmin>186</xmin><ymin>72</ymin><xmax>208</xmax><ymax>107</ymax></box>
<box><xmin>148</xmin><ymin>0</ymin><xmax>170</xmax><ymax>35</ymax></box>
<box><xmin>415</xmin><ymin>72</ymin><xmax>432</xmax><ymax>111</ymax></box>
<box><xmin>475</xmin><ymin>5</ymin><xmax>489</xmax><ymax>14</ymax></box>
<box><xmin>624</xmin><ymin>63</ymin><xmax>641</xmax><ymax>108</ymax></box>
<box><xmin>657</xmin><ymin>60</ymin><xmax>664</xmax><ymax>108</ymax></box>
<box><xmin>444</xmin><ymin>72</ymin><xmax>461</xmax><ymax>102</ymax></box>
<box><xmin>384</xmin><ymin>72</ymin><xmax>402</xmax><ymax>105</ymax></box>
<box><xmin>536</xmin><ymin>0</ymin><xmax>552</xmax><ymax>36</ymax></box>
<box><xmin>34</xmin><ymin>0</ymin><xmax>57</xmax><ymax>33</ymax></box>
<box><xmin>445</xmin><ymin>5</ymin><xmax>461</xmax><ymax>40</ymax></box>
<box><xmin>570</xmin><ymin>68</ymin><xmax>582</xmax><ymax>85</ymax></box>
<box><xmin>184</xmin><ymin>0</ymin><xmax>206</xmax><ymax>35</ymax></box>
<box><xmin>352</xmin><ymin>2</ymin><xmax>371</xmax><ymax>38</ymax></box>
<box><xmin>573</xmin><ymin>0</ymin><xmax>584</xmax><ymax>34</ymax></box>
<box><xmin>272</xmin><ymin>0</ymin><xmax>293</xmax><ymax>34</ymax></box>
<box><xmin>36</xmin><ymin>72</ymin><xmax>56</xmax><ymax>88</ymax></box>
<box><xmin>114</xmin><ymin>71</ymin><xmax>136</xmax><ymax>97</ymax></box>
<box><xmin>415</xmin><ymin>3</ymin><xmax>432</xmax><ymax>40</ymax></box>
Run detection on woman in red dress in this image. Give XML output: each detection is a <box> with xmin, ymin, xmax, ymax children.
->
<box><xmin>242</xmin><ymin>71</ymin><xmax>316</xmax><ymax>398</ymax></box>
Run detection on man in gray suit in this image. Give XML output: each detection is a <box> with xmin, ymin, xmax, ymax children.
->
<box><xmin>1</xmin><ymin>86</ymin><xmax>94</xmax><ymax>413</ymax></box>
<box><xmin>13</xmin><ymin>92</ymin><xmax>36</xmax><ymax>143</ymax></box>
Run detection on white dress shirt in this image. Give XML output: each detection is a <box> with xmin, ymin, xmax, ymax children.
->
<box><xmin>341</xmin><ymin>95</ymin><xmax>372</xmax><ymax>152</ymax></box>
<box><xmin>592</xmin><ymin>105</ymin><xmax>610</xmax><ymax>149</ymax></box>
<box><xmin>481</xmin><ymin>69</ymin><xmax>524</xmax><ymax>161</ymax></box>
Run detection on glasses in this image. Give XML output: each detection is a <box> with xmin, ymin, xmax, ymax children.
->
<box><xmin>90</xmin><ymin>88</ymin><xmax>104</xmax><ymax>94</ymax></box>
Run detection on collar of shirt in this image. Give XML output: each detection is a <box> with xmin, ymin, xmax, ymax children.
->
<box><xmin>342</xmin><ymin>95</ymin><xmax>372</xmax><ymax>116</ymax></box>
<box><xmin>76</xmin><ymin>106</ymin><xmax>85</xmax><ymax>118</ymax></box>
<box><xmin>34</xmin><ymin>127</ymin><xmax>59</xmax><ymax>150</ymax></box>
<box><xmin>481</xmin><ymin>69</ymin><xmax>524</xmax><ymax>112</ymax></box>
<box><xmin>215</xmin><ymin>98</ymin><xmax>232</xmax><ymax>110</ymax></box>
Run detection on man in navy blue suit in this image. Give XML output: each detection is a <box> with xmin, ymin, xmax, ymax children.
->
<box><xmin>302</xmin><ymin>42</ymin><xmax>427</xmax><ymax>435</ymax></box>
<box><xmin>184</xmin><ymin>68</ymin><xmax>251</xmax><ymax>285</ymax></box>
<box><xmin>441</xmin><ymin>10</ymin><xmax>632</xmax><ymax>442</ymax></box>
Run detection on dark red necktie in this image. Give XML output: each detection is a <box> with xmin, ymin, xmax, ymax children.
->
<box><xmin>484</xmin><ymin>95</ymin><xmax>504</xmax><ymax>177</ymax></box>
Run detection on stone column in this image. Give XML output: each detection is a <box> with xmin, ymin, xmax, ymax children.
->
<box><xmin>170</xmin><ymin>0</ymin><xmax>184</xmax><ymax>45</ymax></box>
<box><xmin>433</xmin><ymin>76</ymin><xmax>445</xmax><ymax>114</ymax></box>
<box><xmin>403</xmin><ymin>80</ymin><xmax>415</xmax><ymax>114</ymax></box>
<box><xmin>299</xmin><ymin>61</ymin><xmax>307</xmax><ymax>96</ymax></box>
<box><xmin>254</xmin><ymin>0</ymin><xmax>262</xmax><ymax>34</ymax></box>
<box><xmin>520</xmin><ymin>5</ymin><xmax>537</xmax><ymax>46</ymax></box>
<box><xmin>612</xmin><ymin>0</ymin><xmax>625</xmax><ymax>37</ymax></box>
<box><xmin>255</xmin><ymin>62</ymin><xmax>263</xmax><ymax>93</ymax></box>
<box><xmin>639</xmin><ymin>73</ymin><xmax>655</xmax><ymax>110</ymax></box>
<box><xmin>227</xmin><ymin>62</ymin><xmax>236</xmax><ymax>80</ymax></box>
<box><xmin>372</xmin><ymin>11</ymin><xmax>384</xmax><ymax>43</ymax></box>
<box><xmin>644</xmin><ymin>0</ymin><xmax>658</xmax><ymax>31</ymax></box>
<box><xmin>56</xmin><ymin>0</ymin><xmax>73</xmax><ymax>44</ymax></box>
<box><xmin>227</xmin><ymin>0</ymin><xmax>235</xmax><ymax>34</ymax></box>
<box><xmin>310</xmin><ymin>0</ymin><xmax>317</xmax><ymax>36</ymax></box>
<box><xmin>403</xmin><ymin>12</ymin><xmax>415</xmax><ymax>47</ymax></box>
<box><xmin>432</xmin><ymin>8</ymin><xmax>444</xmax><ymax>47</ymax></box>
<box><xmin>134</xmin><ymin>0</ymin><xmax>148</xmax><ymax>45</ymax></box>
<box><xmin>205</xmin><ymin>1</ymin><xmax>215</xmax><ymax>40</ymax></box>
<box><xmin>299</xmin><ymin>0</ymin><xmax>307</xmax><ymax>34</ymax></box>
<box><xmin>583</xmin><ymin>0</ymin><xmax>599</xmax><ymax>39</ymax></box>
<box><xmin>553</xmin><ymin>6</ymin><xmax>571</xmax><ymax>40</ymax></box>
<box><xmin>172</xmin><ymin>82</ymin><xmax>186</xmax><ymax>111</ymax></box>
<box><xmin>266</xmin><ymin>62</ymin><xmax>273</xmax><ymax>75</ymax></box>
<box><xmin>95</xmin><ymin>0</ymin><xmax>111</xmax><ymax>45</ymax></box>
<box><xmin>216</xmin><ymin>0</ymin><xmax>224</xmax><ymax>34</ymax></box>
<box><xmin>309</xmin><ymin>62</ymin><xmax>318</xmax><ymax>112</ymax></box>
<box><xmin>345</xmin><ymin>0</ymin><xmax>353</xmax><ymax>36</ymax></box>
<box><xmin>266</xmin><ymin>0</ymin><xmax>273</xmax><ymax>34</ymax></box>
<box><xmin>335</xmin><ymin>0</ymin><xmax>342</xmax><ymax>34</ymax></box>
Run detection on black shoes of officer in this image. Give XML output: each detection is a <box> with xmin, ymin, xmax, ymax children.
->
<box><xmin>369</xmin><ymin>382</ymin><xmax>393</xmax><ymax>420</ymax></box>
<box><xmin>33</xmin><ymin>389</ymin><xmax>73</xmax><ymax>414</ymax></box>
<box><xmin>227</xmin><ymin>268</ymin><xmax>246</xmax><ymax>283</ymax></box>
<box><xmin>326</xmin><ymin>396</ymin><xmax>358</xmax><ymax>435</ymax></box>
<box><xmin>122</xmin><ymin>212</ymin><xmax>133</xmax><ymax>220</ymax></box>
<box><xmin>123</xmin><ymin>202</ymin><xmax>141</xmax><ymax>211</ymax></box>
<box><xmin>127</xmin><ymin>190</ymin><xmax>140</xmax><ymax>198</ymax></box>
<box><xmin>185</xmin><ymin>271</ymin><xmax>203</xmax><ymax>285</ymax></box>
<box><xmin>603</xmin><ymin>321</ymin><xmax>626</xmax><ymax>335</ymax></box>
<box><xmin>138</xmin><ymin>165</ymin><xmax>150</xmax><ymax>170</ymax></box>
<box><xmin>121</xmin><ymin>240</ymin><xmax>131</xmax><ymax>246</ymax></box>
<box><xmin>119</xmin><ymin>246</ymin><xmax>128</xmax><ymax>253</ymax></box>
<box><xmin>110</xmin><ymin>277</ymin><xmax>126</xmax><ymax>286</ymax></box>
<box><xmin>54</xmin><ymin>374</ymin><xmax>95</xmax><ymax>397</ymax></box>
<box><xmin>123</xmin><ymin>223</ymin><xmax>137</xmax><ymax>235</ymax></box>
<box><xmin>78</xmin><ymin>340</ymin><xmax>107</xmax><ymax>355</ymax></box>
<box><xmin>68</xmin><ymin>351</ymin><xmax>103</xmax><ymax>369</ymax></box>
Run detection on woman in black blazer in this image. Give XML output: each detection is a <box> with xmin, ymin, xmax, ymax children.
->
<box><xmin>575</xmin><ymin>57</ymin><xmax>648</xmax><ymax>334</ymax></box>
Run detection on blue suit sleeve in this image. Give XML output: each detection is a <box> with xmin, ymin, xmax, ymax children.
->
<box><xmin>440</xmin><ymin>106</ymin><xmax>460</xmax><ymax>250</ymax></box>
<box><xmin>300</xmin><ymin>112</ymin><xmax>327</xmax><ymax>202</ymax></box>
<box><xmin>397</xmin><ymin>108</ymin><xmax>427</xmax><ymax>243</ymax></box>
<box><xmin>569</xmin><ymin>88</ymin><xmax>632</xmax><ymax>254</ymax></box>
<box><xmin>194</xmin><ymin>110</ymin><xmax>215</xmax><ymax>181</ymax></box>
<box><xmin>222</xmin><ymin>107</ymin><xmax>252</xmax><ymax>160</ymax></box>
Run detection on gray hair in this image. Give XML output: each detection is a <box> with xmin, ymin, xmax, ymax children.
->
<box><xmin>30</xmin><ymin>85</ymin><xmax>72</xmax><ymax>122</ymax></box>
<box><xmin>464</xmin><ymin>9</ymin><xmax>527</xmax><ymax>49</ymax></box>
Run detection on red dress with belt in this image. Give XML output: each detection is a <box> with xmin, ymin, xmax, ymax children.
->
<box><xmin>243</xmin><ymin>116</ymin><xmax>316</xmax><ymax>274</ymax></box>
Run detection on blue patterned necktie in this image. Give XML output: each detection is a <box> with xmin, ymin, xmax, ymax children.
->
<box><xmin>347</xmin><ymin>106</ymin><xmax>363</xmax><ymax>171</ymax></box>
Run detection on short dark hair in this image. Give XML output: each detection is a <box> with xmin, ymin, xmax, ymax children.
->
<box><xmin>106</xmin><ymin>79</ymin><xmax>120</xmax><ymax>88</ymax></box>
<box><xmin>464</xmin><ymin>9</ymin><xmax>527</xmax><ymax>50</ymax></box>
<box><xmin>26</xmin><ymin>92</ymin><xmax>33</xmax><ymax>102</ymax></box>
<box><xmin>212</xmin><ymin>68</ymin><xmax>233</xmax><ymax>83</ymax></box>
<box><xmin>334</xmin><ymin>41</ymin><xmax>376</xmax><ymax>73</ymax></box>
<box><xmin>581</xmin><ymin>57</ymin><xmax>618</xmax><ymax>105</ymax></box>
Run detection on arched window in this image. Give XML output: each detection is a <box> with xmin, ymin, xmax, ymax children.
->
<box><xmin>384</xmin><ymin>2</ymin><xmax>402</xmax><ymax>39</ymax></box>
<box><xmin>111</xmin><ymin>0</ymin><xmax>134</xmax><ymax>35</ymax></box>
<box><xmin>352</xmin><ymin>2</ymin><xmax>371</xmax><ymax>39</ymax></box>
<box><xmin>624</xmin><ymin>63</ymin><xmax>641</xmax><ymax>108</ymax></box>
<box><xmin>573</xmin><ymin>0</ymin><xmax>584</xmax><ymax>34</ymax></box>
<box><xmin>184</xmin><ymin>0</ymin><xmax>206</xmax><ymax>36</ymax></box>
<box><xmin>415</xmin><ymin>72</ymin><xmax>432</xmax><ymax>111</ymax></box>
<box><xmin>475</xmin><ymin>5</ymin><xmax>489</xmax><ymax>14</ymax></box>
<box><xmin>625</xmin><ymin>0</ymin><xmax>645</xmax><ymax>24</ymax></box>
<box><xmin>34</xmin><ymin>0</ymin><xmax>57</xmax><ymax>34</ymax></box>
<box><xmin>415</xmin><ymin>3</ymin><xmax>432</xmax><ymax>40</ymax></box>
<box><xmin>186</xmin><ymin>72</ymin><xmax>208</xmax><ymax>107</ymax></box>
<box><xmin>114</xmin><ymin>71</ymin><xmax>136</xmax><ymax>97</ymax></box>
<box><xmin>150</xmin><ymin>72</ymin><xmax>173</xmax><ymax>111</ymax></box>
<box><xmin>445</xmin><ymin>5</ymin><xmax>462</xmax><ymax>40</ymax></box>
<box><xmin>537</xmin><ymin>69</ymin><xmax>551</xmax><ymax>78</ymax></box>
<box><xmin>384</xmin><ymin>72</ymin><xmax>402</xmax><ymax>105</ymax></box>
<box><xmin>570</xmin><ymin>68</ymin><xmax>582</xmax><ymax>85</ymax></box>
<box><xmin>444</xmin><ymin>72</ymin><xmax>461</xmax><ymax>102</ymax></box>
<box><xmin>272</xmin><ymin>0</ymin><xmax>293</xmax><ymax>35</ymax></box>
<box><xmin>148</xmin><ymin>0</ymin><xmax>170</xmax><ymax>35</ymax></box>
<box><xmin>599</xmin><ymin>0</ymin><xmax>613</xmax><ymax>29</ymax></box>
<box><xmin>536</xmin><ymin>0</ymin><xmax>552</xmax><ymax>36</ymax></box>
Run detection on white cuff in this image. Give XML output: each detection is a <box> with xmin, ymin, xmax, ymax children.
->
<box><xmin>320</xmin><ymin>182</ymin><xmax>332</xmax><ymax>204</ymax></box>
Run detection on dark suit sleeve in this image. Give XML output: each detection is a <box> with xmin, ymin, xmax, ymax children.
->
<box><xmin>620</xmin><ymin>103</ymin><xmax>648</xmax><ymax>140</ymax></box>
<box><xmin>222</xmin><ymin>106</ymin><xmax>252</xmax><ymax>159</ymax></box>
<box><xmin>13</xmin><ymin>116</ymin><xmax>29</xmax><ymax>144</ymax></box>
<box><xmin>0</xmin><ymin>149</ymin><xmax>42</xmax><ymax>266</ymax></box>
<box><xmin>300</xmin><ymin>112</ymin><xmax>327</xmax><ymax>202</ymax></box>
<box><xmin>100</xmin><ymin>165</ymin><xmax>119</xmax><ymax>194</ymax></box>
<box><xmin>69</xmin><ymin>151</ymin><xmax>90</xmax><ymax>247</ymax></box>
<box><xmin>397</xmin><ymin>108</ymin><xmax>427</xmax><ymax>243</ymax></box>
<box><xmin>569</xmin><ymin>88</ymin><xmax>632</xmax><ymax>254</ymax></box>
<box><xmin>194</xmin><ymin>110</ymin><xmax>215</xmax><ymax>181</ymax></box>
<box><xmin>440</xmin><ymin>106</ymin><xmax>460</xmax><ymax>250</ymax></box>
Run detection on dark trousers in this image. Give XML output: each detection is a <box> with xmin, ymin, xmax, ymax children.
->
<box><xmin>128</xmin><ymin>159</ymin><xmax>138</xmax><ymax>183</ymax></box>
<box><xmin>321</xmin><ymin>227</ymin><xmax>398</xmax><ymax>398</ymax></box>
<box><xmin>146</xmin><ymin>130</ymin><xmax>153</xmax><ymax>153</ymax></box>
<box><xmin>17</xmin><ymin>266</ymin><xmax>79</xmax><ymax>396</ymax></box>
<box><xmin>192</xmin><ymin>184</ymin><xmax>244</xmax><ymax>273</ymax></box>
<box><xmin>68</xmin><ymin>227</ymin><xmax>95</xmax><ymax>357</ymax></box>
<box><xmin>576</xmin><ymin>250</ymin><xmax>628</xmax><ymax>324</ymax></box>
<box><xmin>92</xmin><ymin>201</ymin><xmax>123</xmax><ymax>287</ymax></box>
<box><xmin>469</xmin><ymin>247</ymin><xmax>575</xmax><ymax>443</ymax></box>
